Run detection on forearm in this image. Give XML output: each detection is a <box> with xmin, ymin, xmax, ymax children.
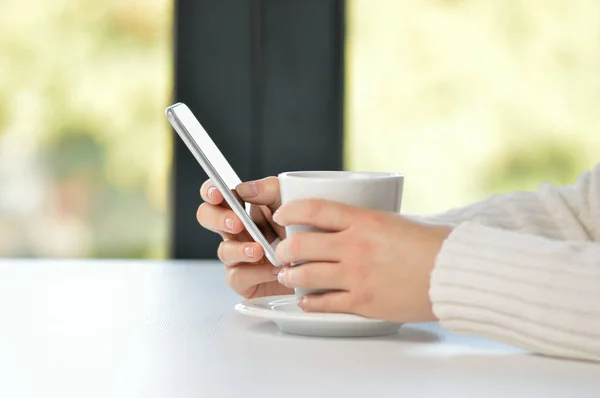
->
<box><xmin>430</xmin><ymin>222</ymin><xmax>600</xmax><ymax>362</ymax></box>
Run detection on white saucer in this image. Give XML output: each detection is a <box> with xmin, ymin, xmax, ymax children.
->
<box><xmin>235</xmin><ymin>295</ymin><xmax>402</xmax><ymax>337</ymax></box>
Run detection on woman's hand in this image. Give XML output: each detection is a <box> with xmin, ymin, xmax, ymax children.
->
<box><xmin>197</xmin><ymin>177</ymin><xmax>292</xmax><ymax>299</ymax></box>
<box><xmin>273</xmin><ymin>199</ymin><xmax>452</xmax><ymax>323</ymax></box>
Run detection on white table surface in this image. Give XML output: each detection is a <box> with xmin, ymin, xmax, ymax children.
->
<box><xmin>0</xmin><ymin>259</ymin><xmax>597</xmax><ymax>398</ymax></box>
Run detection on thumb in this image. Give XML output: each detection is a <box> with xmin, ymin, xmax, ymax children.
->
<box><xmin>235</xmin><ymin>176</ymin><xmax>281</xmax><ymax>212</ymax></box>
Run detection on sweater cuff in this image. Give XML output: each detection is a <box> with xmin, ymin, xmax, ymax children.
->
<box><xmin>430</xmin><ymin>222</ymin><xmax>600</xmax><ymax>362</ymax></box>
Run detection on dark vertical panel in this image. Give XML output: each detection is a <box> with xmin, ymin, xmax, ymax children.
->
<box><xmin>261</xmin><ymin>0</ymin><xmax>345</xmax><ymax>173</ymax></box>
<box><xmin>250</xmin><ymin>1</ymin><xmax>265</xmax><ymax>179</ymax></box>
<box><xmin>171</xmin><ymin>0</ymin><xmax>345</xmax><ymax>259</ymax></box>
<box><xmin>171</xmin><ymin>1</ymin><xmax>255</xmax><ymax>259</ymax></box>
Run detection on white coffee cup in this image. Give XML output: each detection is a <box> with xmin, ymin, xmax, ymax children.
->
<box><xmin>277</xmin><ymin>171</ymin><xmax>404</xmax><ymax>299</ymax></box>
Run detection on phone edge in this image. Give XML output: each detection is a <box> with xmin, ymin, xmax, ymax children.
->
<box><xmin>165</xmin><ymin>103</ymin><xmax>281</xmax><ymax>266</ymax></box>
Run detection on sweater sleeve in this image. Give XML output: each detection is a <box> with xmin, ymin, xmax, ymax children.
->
<box><xmin>425</xmin><ymin>164</ymin><xmax>600</xmax><ymax>362</ymax></box>
<box><xmin>413</xmin><ymin>164</ymin><xmax>600</xmax><ymax>242</ymax></box>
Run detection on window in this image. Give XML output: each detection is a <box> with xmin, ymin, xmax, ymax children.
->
<box><xmin>346</xmin><ymin>0</ymin><xmax>599</xmax><ymax>215</ymax></box>
<box><xmin>5</xmin><ymin>0</ymin><xmax>594</xmax><ymax>259</ymax></box>
<box><xmin>0</xmin><ymin>0</ymin><xmax>172</xmax><ymax>258</ymax></box>
<box><xmin>171</xmin><ymin>1</ymin><xmax>344</xmax><ymax>259</ymax></box>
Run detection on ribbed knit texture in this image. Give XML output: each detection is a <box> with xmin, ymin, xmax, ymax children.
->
<box><xmin>426</xmin><ymin>164</ymin><xmax>600</xmax><ymax>362</ymax></box>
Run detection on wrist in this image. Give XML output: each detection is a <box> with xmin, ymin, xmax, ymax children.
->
<box><xmin>426</xmin><ymin>225</ymin><xmax>453</xmax><ymax>322</ymax></box>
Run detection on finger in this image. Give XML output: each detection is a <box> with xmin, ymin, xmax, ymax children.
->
<box><xmin>200</xmin><ymin>180</ymin><xmax>225</xmax><ymax>205</ymax></box>
<box><xmin>297</xmin><ymin>291</ymin><xmax>353</xmax><ymax>314</ymax></box>
<box><xmin>273</xmin><ymin>199</ymin><xmax>355</xmax><ymax>231</ymax></box>
<box><xmin>236</xmin><ymin>177</ymin><xmax>281</xmax><ymax>212</ymax></box>
<box><xmin>275</xmin><ymin>232</ymin><xmax>342</xmax><ymax>264</ymax></box>
<box><xmin>250</xmin><ymin>204</ymin><xmax>279</xmax><ymax>242</ymax></box>
<box><xmin>217</xmin><ymin>240</ymin><xmax>264</xmax><ymax>266</ymax></box>
<box><xmin>226</xmin><ymin>263</ymin><xmax>280</xmax><ymax>296</ymax></box>
<box><xmin>277</xmin><ymin>262</ymin><xmax>347</xmax><ymax>290</ymax></box>
<box><xmin>258</xmin><ymin>204</ymin><xmax>287</xmax><ymax>240</ymax></box>
<box><xmin>196</xmin><ymin>203</ymin><xmax>244</xmax><ymax>234</ymax></box>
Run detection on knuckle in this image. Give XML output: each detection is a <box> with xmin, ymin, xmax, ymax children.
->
<box><xmin>346</xmin><ymin>234</ymin><xmax>376</xmax><ymax>264</ymax></box>
<box><xmin>356</xmin><ymin>238</ymin><xmax>375</xmax><ymax>258</ymax></box>
<box><xmin>263</xmin><ymin>176</ymin><xmax>279</xmax><ymax>191</ymax></box>
<box><xmin>263</xmin><ymin>176</ymin><xmax>279</xmax><ymax>185</ymax></box>
<box><xmin>366</xmin><ymin>211</ymin><xmax>387</xmax><ymax>229</ymax></box>
<box><xmin>306</xmin><ymin>200</ymin><xmax>325</xmax><ymax>220</ymax></box>
<box><xmin>262</xmin><ymin>176</ymin><xmax>281</xmax><ymax>207</ymax></box>
<box><xmin>356</xmin><ymin>261</ymin><xmax>372</xmax><ymax>280</ymax></box>
<box><xmin>352</xmin><ymin>289</ymin><xmax>374</xmax><ymax>310</ymax></box>
<box><xmin>252</xmin><ymin>181</ymin><xmax>263</xmax><ymax>196</ymax></box>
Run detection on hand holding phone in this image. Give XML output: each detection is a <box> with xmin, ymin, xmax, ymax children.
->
<box><xmin>165</xmin><ymin>102</ymin><xmax>281</xmax><ymax>266</ymax></box>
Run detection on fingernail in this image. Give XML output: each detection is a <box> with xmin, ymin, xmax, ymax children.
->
<box><xmin>244</xmin><ymin>246</ymin><xmax>254</xmax><ymax>258</ymax></box>
<box><xmin>236</xmin><ymin>182</ymin><xmax>259</xmax><ymax>198</ymax></box>
<box><xmin>272</xmin><ymin>266</ymin><xmax>281</xmax><ymax>275</ymax></box>
<box><xmin>207</xmin><ymin>186</ymin><xmax>217</xmax><ymax>200</ymax></box>
<box><xmin>272</xmin><ymin>209</ymin><xmax>282</xmax><ymax>224</ymax></box>
<box><xmin>225</xmin><ymin>217</ymin><xmax>236</xmax><ymax>230</ymax></box>
<box><xmin>297</xmin><ymin>296</ymin><xmax>306</xmax><ymax>308</ymax></box>
<box><xmin>277</xmin><ymin>268</ymin><xmax>286</xmax><ymax>285</ymax></box>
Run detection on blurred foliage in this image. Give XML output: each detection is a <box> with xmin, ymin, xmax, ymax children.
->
<box><xmin>4</xmin><ymin>0</ymin><xmax>599</xmax><ymax>257</ymax></box>
<box><xmin>0</xmin><ymin>0</ymin><xmax>172</xmax><ymax>258</ymax></box>
<box><xmin>483</xmin><ymin>138</ymin><xmax>583</xmax><ymax>194</ymax></box>
<box><xmin>0</xmin><ymin>98</ymin><xmax>7</xmax><ymax>136</ymax></box>
<box><xmin>45</xmin><ymin>132</ymin><xmax>106</xmax><ymax>180</ymax></box>
<box><xmin>346</xmin><ymin>0</ymin><xmax>599</xmax><ymax>214</ymax></box>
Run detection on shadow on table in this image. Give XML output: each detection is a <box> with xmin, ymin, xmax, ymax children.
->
<box><xmin>374</xmin><ymin>325</ymin><xmax>440</xmax><ymax>343</ymax></box>
<box><xmin>246</xmin><ymin>321</ymin><xmax>440</xmax><ymax>343</ymax></box>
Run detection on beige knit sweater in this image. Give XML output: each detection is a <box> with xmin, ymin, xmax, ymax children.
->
<box><xmin>424</xmin><ymin>163</ymin><xmax>600</xmax><ymax>362</ymax></box>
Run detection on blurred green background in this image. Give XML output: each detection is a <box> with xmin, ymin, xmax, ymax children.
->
<box><xmin>1</xmin><ymin>0</ymin><xmax>598</xmax><ymax>258</ymax></box>
<box><xmin>0</xmin><ymin>0</ymin><xmax>172</xmax><ymax>258</ymax></box>
<box><xmin>346</xmin><ymin>0</ymin><xmax>599</xmax><ymax>215</ymax></box>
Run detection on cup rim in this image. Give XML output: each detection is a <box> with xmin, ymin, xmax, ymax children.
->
<box><xmin>278</xmin><ymin>170</ymin><xmax>403</xmax><ymax>180</ymax></box>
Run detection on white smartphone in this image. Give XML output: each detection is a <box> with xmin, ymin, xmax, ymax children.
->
<box><xmin>165</xmin><ymin>102</ymin><xmax>281</xmax><ymax>266</ymax></box>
